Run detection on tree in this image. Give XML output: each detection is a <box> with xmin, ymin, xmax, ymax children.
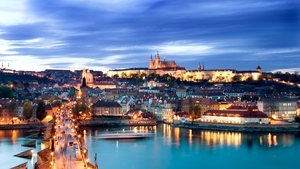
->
<box><xmin>113</xmin><ymin>74</ymin><xmax>119</xmax><ymax>79</ymax></box>
<box><xmin>0</xmin><ymin>86</ymin><xmax>13</xmax><ymax>98</ymax></box>
<box><xmin>121</xmin><ymin>72</ymin><xmax>127</xmax><ymax>78</ymax></box>
<box><xmin>36</xmin><ymin>100</ymin><xmax>46</xmax><ymax>121</ymax></box>
<box><xmin>232</xmin><ymin>75</ymin><xmax>242</xmax><ymax>82</ymax></box>
<box><xmin>8</xmin><ymin>102</ymin><xmax>17</xmax><ymax>117</ymax></box>
<box><xmin>140</xmin><ymin>73</ymin><xmax>147</xmax><ymax>80</ymax></box>
<box><xmin>52</xmin><ymin>100</ymin><xmax>62</xmax><ymax>108</ymax></box>
<box><xmin>23</xmin><ymin>102</ymin><xmax>33</xmax><ymax>120</ymax></box>
<box><xmin>72</xmin><ymin>103</ymin><xmax>91</xmax><ymax>119</ymax></box>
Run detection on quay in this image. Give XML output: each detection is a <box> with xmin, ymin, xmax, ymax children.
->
<box><xmin>35</xmin><ymin>106</ymin><xmax>97</xmax><ymax>169</ymax></box>
<box><xmin>173</xmin><ymin>121</ymin><xmax>300</xmax><ymax>132</ymax></box>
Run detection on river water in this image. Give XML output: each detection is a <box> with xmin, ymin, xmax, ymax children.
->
<box><xmin>1</xmin><ymin>124</ymin><xmax>299</xmax><ymax>169</ymax></box>
<box><xmin>0</xmin><ymin>129</ymin><xmax>41</xmax><ymax>169</ymax></box>
<box><xmin>83</xmin><ymin>124</ymin><xmax>300</xmax><ymax>169</ymax></box>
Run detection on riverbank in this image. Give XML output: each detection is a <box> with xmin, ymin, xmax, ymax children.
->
<box><xmin>173</xmin><ymin>121</ymin><xmax>300</xmax><ymax>132</ymax></box>
<box><xmin>79</xmin><ymin>119</ymin><xmax>157</xmax><ymax>127</ymax></box>
<box><xmin>0</xmin><ymin>123</ymin><xmax>46</xmax><ymax>130</ymax></box>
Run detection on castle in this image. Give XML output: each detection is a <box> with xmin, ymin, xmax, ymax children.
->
<box><xmin>107</xmin><ymin>52</ymin><xmax>262</xmax><ymax>82</ymax></box>
<box><xmin>149</xmin><ymin>51</ymin><xmax>178</xmax><ymax>69</ymax></box>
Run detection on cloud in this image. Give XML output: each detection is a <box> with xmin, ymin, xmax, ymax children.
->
<box><xmin>271</xmin><ymin>68</ymin><xmax>300</xmax><ymax>74</ymax></box>
<box><xmin>0</xmin><ymin>0</ymin><xmax>298</xmax><ymax>73</ymax></box>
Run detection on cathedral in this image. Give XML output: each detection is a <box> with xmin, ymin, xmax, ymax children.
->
<box><xmin>149</xmin><ymin>51</ymin><xmax>178</xmax><ymax>69</ymax></box>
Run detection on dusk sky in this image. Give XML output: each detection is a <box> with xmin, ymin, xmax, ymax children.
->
<box><xmin>0</xmin><ymin>0</ymin><xmax>299</xmax><ymax>73</ymax></box>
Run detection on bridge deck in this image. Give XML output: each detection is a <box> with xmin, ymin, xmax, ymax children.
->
<box><xmin>52</xmin><ymin>109</ymin><xmax>88</xmax><ymax>169</ymax></box>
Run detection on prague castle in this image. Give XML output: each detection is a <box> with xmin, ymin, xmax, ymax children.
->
<box><xmin>107</xmin><ymin>52</ymin><xmax>262</xmax><ymax>82</ymax></box>
<box><xmin>149</xmin><ymin>51</ymin><xmax>179</xmax><ymax>69</ymax></box>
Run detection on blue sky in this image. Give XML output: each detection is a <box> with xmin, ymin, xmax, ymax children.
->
<box><xmin>0</xmin><ymin>0</ymin><xmax>299</xmax><ymax>73</ymax></box>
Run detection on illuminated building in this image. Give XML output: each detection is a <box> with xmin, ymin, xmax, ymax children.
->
<box><xmin>181</xmin><ymin>98</ymin><xmax>220</xmax><ymax>118</ymax></box>
<box><xmin>107</xmin><ymin>53</ymin><xmax>262</xmax><ymax>82</ymax></box>
<box><xmin>202</xmin><ymin>109</ymin><xmax>269</xmax><ymax>124</ymax></box>
<box><xmin>92</xmin><ymin>100</ymin><xmax>122</xmax><ymax>116</ymax></box>
<box><xmin>257</xmin><ymin>97</ymin><xmax>297</xmax><ymax>120</ymax></box>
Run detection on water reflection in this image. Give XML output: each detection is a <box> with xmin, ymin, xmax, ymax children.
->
<box><xmin>199</xmin><ymin>131</ymin><xmax>242</xmax><ymax>148</ymax></box>
<box><xmin>0</xmin><ymin>129</ymin><xmax>21</xmax><ymax>144</ymax></box>
<box><xmin>174</xmin><ymin>128</ymin><xmax>180</xmax><ymax>147</ymax></box>
<box><xmin>0</xmin><ymin>129</ymin><xmax>41</xmax><ymax>169</ymax></box>
<box><xmin>189</xmin><ymin>129</ymin><xmax>193</xmax><ymax>146</ymax></box>
<box><xmin>81</xmin><ymin>124</ymin><xmax>300</xmax><ymax>169</ymax></box>
<box><xmin>82</xmin><ymin>124</ymin><xmax>299</xmax><ymax>151</ymax></box>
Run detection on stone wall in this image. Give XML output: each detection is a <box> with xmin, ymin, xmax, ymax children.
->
<box><xmin>173</xmin><ymin>121</ymin><xmax>299</xmax><ymax>132</ymax></box>
<box><xmin>0</xmin><ymin>123</ymin><xmax>45</xmax><ymax>129</ymax></box>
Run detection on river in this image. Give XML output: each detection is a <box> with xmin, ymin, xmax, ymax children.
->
<box><xmin>0</xmin><ymin>124</ymin><xmax>299</xmax><ymax>169</ymax></box>
<box><xmin>83</xmin><ymin>124</ymin><xmax>300</xmax><ymax>169</ymax></box>
<box><xmin>0</xmin><ymin>129</ymin><xmax>41</xmax><ymax>169</ymax></box>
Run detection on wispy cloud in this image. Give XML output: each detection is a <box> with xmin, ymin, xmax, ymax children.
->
<box><xmin>0</xmin><ymin>0</ymin><xmax>298</xmax><ymax>72</ymax></box>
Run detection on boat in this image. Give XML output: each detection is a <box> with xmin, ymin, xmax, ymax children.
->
<box><xmin>95</xmin><ymin>131</ymin><xmax>153</xmax><ymax>140</ymax></box>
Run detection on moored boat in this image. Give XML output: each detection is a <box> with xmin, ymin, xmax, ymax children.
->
<box><xmin>96</xmin><ymin>131</ymin><xmax>153</xmax><ymax>139</ymax></box>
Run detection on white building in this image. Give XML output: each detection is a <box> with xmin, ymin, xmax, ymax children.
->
<box><xmin>202</xmin><ymin>110</ymin><xmax>269</xmax><ymax>124</ymax></box>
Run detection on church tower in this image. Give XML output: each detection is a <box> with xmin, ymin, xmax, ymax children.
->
<box><xmin>80</xmin><ymin>74</ymin><xmax>89</xmax><ymax>105</ymax></box>
<box><xmin>256</xmin><ymin>65</ymin><xmax>262</xmax><ymax>73</ymax></box>
<box><xmin>81</xmin><ymin>68</ymin><xmax>93</xmax><ymax>86</ymax></box>
<box><xmin>198</xmin><ymin>63</ymin><xmax>201</xmax><ymax>70</ymax></box>
<box><xmin>154</xmin><ymin>51</ymin><xmax>161</xmax><ymax>68</ymax></box>
<box><xmin>149</xmin><ymin>55</ymin><xmax>154</xmax><ymax>69</ymax></box>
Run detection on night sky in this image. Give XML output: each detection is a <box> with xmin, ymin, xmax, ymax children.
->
<box><xmin>0</xmin><ymin>0</ymin><xmax>299</xmax><ymax>73</ymax></box>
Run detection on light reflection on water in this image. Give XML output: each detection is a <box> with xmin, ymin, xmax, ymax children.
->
<box><xmin>1</xmin><ymin>124</ymin><xmax>299</xmax><ymax>169</ymax></box>
<box><xmin>0</xmin><ymin>129</ymin><xmax>41</xmax><ymax>169</ymax></box>
<box><xmin>83</xmin><ymin>124</ymin><xmax>300</xmax><ymax>169</ymax></box>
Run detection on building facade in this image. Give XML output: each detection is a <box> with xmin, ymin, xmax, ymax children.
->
<box><xmin>92</xmin><ymin>100</ymin><xmax>122</xmax><ymax>116</ymax></box>
<box><xmin>257</xmin><ymin>97</ymin><xmax>297</xmax><ymax>120</ymax></box>
<box><xmin>182</xmin><ymin>98</ymin><xmax>220</xmax><ymax>118</ymax></box>
<box><xmin>202</xmin><ymin>109</ymin><xmax>269</xmax><ymax>124</ymax></box>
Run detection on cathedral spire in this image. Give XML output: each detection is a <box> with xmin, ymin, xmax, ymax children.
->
<box><xmin>156</xmin><ymin>51</ymin><xmax>160</xmax><ymax>59</ymax></box>
<box><xmin>150</xmin><ymin>54</ymin><xmax>153</xmax><ymax>61</ymax></box>
<box><xmin>198</xmin><ymin>63</ymin><xmax>201</xmax><ymax>70</ymax></box>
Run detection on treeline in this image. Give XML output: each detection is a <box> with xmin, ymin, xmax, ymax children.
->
<box><xmin>114</xmin><ymin>72</ymin><xmax>207</xmax><ymax>87</ymax></box>
<box><xmin>263</xmin><ymin>71</ymin><xmax>300</xmax><ymax>82</ymax></box>
<box><xmin>0</xmin><ymin>72</ymin><xmax>52</xmax><ymax>84</ymax></box>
